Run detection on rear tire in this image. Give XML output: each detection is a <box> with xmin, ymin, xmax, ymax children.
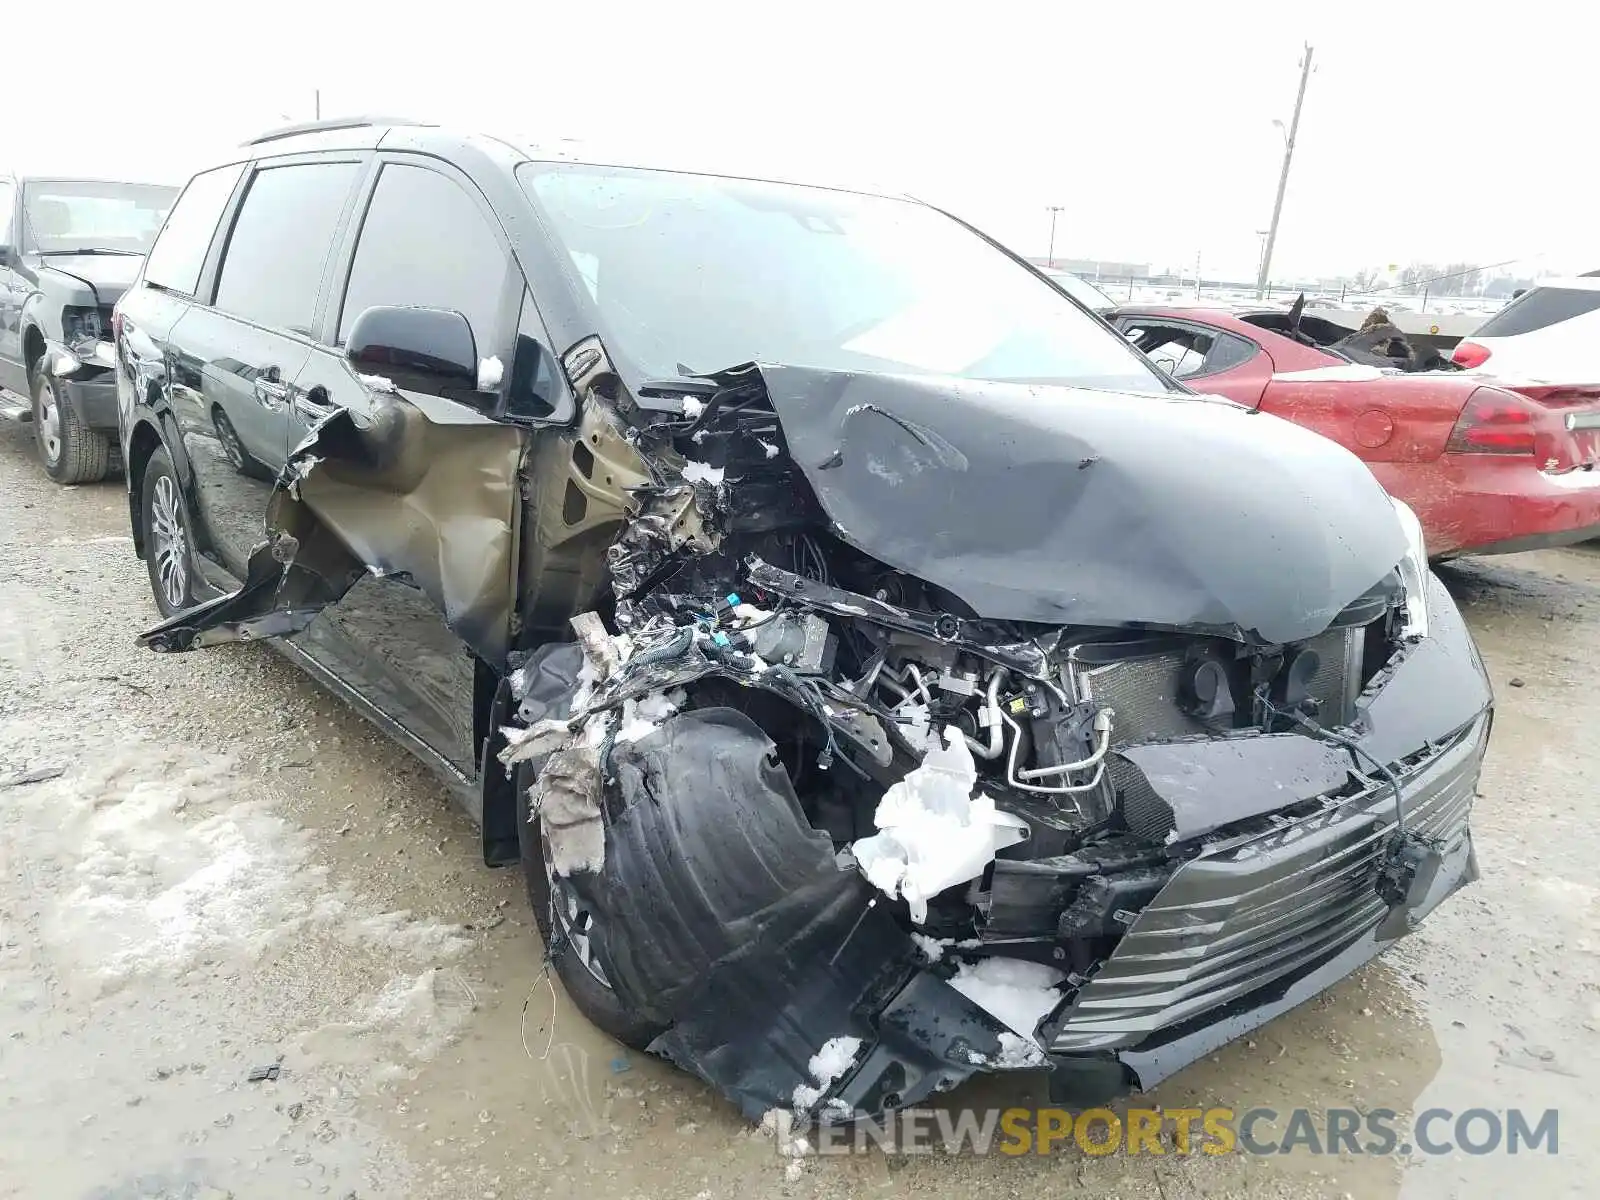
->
<box><xmin>515</xmin><ymin>760</ymin><xmax>663</xmax><ymax>1050</ymax></box>
<box><xmin>32</xmin><ymin>369</ymin><xmax>110</xmax><ymax>484</ymax></box>
<box><xmin>139</xmin><ymin>447</ymin><xmax>195</xmax><ymax>616</ymax></box>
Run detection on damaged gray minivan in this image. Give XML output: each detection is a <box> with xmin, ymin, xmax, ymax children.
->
<box><xmin>115</xmin><ymin>118</ymin><xmax>1491</xmax><ymax>1122</ymax></box>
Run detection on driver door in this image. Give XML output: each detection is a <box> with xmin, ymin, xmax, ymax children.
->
<box><xmin>284</xmin><ymin>156</ymin><xmax>525</xmax><ymax>781</ymax></box>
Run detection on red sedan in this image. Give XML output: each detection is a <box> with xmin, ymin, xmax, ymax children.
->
<box><xmin>1109</xmin><ymin>306</ymin><xmax>1600</xmax><ymax>558</ymax></box>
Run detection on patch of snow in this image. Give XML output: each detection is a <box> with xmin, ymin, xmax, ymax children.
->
<box><xmin>681</xmin><ymin>396</ymin><xmax>705</xmax><ymax>418</ymax></box>
<box><xmin>850</xmin><ymin>729</ymin><xmax>1029</xmax><ymax>922</ymax></box>
<box><xmin>758</xmin><ymin>438</ymin><xmax>780</xmax><ymax>459</ymax></box>
<box><xmin>791</xmin><ymin>1035</ymin><xmax>863</xmax><ymax>1111</ymax></box>
<box><xmin>477</xmin><ymin>355</ymin><xmax>504</xmax><ymax>390</ymax></box>
<box><xmin>338</xmin><ymin>910</ymin><xmax>470</xmax><ymax>962</ymax></box>
<box><xmin>295</xmin><ymin>967</ymin><xmax>477</xmax><ymax>1084</ymax></box>
<box><xmin>681</xmin><ymin>459</ymin><xmax>725</xmax><ymax>485</ymax></box>
<box><xmin>946</xmin><ymin>957</ymin><xmax>1064</xmax><ymax>1044</ymax></box>
<box><xmin>994</xmin><ymin>1031</ymin><xmax>1049</xmax><ymax>1067</ymax></box>
<box><xmin>357</xmin><ymin>372</ymin><xmax>399</xmax><ymax>393</ymax></box>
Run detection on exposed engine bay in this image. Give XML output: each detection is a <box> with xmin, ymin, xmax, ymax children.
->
<box><xmin>488</xmin><ymin>355</ymin><xmax>1485</xmax><ymax>1121</ymax></box>
<box><xmin>136</xmin><ymin>347</ymin><xmax>1490</xmax><ymax>1124</ymax></box>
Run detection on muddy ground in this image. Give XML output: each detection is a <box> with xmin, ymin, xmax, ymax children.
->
<box><xmin>1</xmin><ymin>420</ymin><xmax>1595</xmax><ymax>1200</ymax></box>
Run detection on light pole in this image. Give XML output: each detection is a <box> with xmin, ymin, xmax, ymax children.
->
<box><xmin>1046</xmin><ymin>206</ymin><xmax>1065</xmax><ymax>268</ymax></box>
<box><xmin>1256</xmin><ymin>44</ymin><xmax>1314</xmax><ymax>300</ymax></box>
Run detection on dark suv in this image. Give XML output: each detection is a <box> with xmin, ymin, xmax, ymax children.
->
<box><xmin>115</xmin><ymin>118</ymin><xmax>1491</xmax><ymax>1123</ymax></box>
<box><xmin>0</xmin><ymin>174</ymin><xmax>175</xmax><ymax>480</ymax></box>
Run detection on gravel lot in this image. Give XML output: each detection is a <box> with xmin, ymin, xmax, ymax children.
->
<box><xmin>1</xmin><ymin>420</ymin><xmax>1594</xmax><ymax>1199</ymax></box>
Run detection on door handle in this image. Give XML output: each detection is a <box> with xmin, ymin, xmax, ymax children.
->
<box><xmin>292</xmin><ymin>393</ymin><xmax>336</xmax><ymax>423</ymax></box>
<box><xmin>253</xmin><ymin>376</ymin><xmax>289</xmax><ymax>408</ymax></box>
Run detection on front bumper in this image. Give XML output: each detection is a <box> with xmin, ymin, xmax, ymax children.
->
<box><xmin>58</xmin><ymin>373</ymin><xmax>119</xmax><ymax>431</ymax></box>
<box><xmin>1044</xmin><ymin>711</ymin><xmax>1484</xmax><ymax>1099</ymax></box>
<box><xmin>49</xmin><ymin>340</ymin><xmax>119</xmax><ymax>432</ymax></box>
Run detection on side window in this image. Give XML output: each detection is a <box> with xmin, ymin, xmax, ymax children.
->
<box><xmin>0</xmin><ymin>181</ymin><xmax>14</xmax><ymax>245</ymax></box>
<box><xmin>337</xmin><ymin>164</ymin><xmax>509</xmax><ymax>349</ymax></box>
<box><xmin>1126</xmin><ymin>323</ymin><xmax>1212</xmax><ymax>378</ymax></box>
<box><xmin>213</xmin><ymin>162</ymin><xmax>359</xmax><ymax>335</ymax></box>
<box><xmin>142</xmin><ymin>163</ymin><xmax>245</xmax><ymax>294</ymax></box>
<box><xmin>504</xmin><ymin>290</ymin><xmax>564</xmax><ymax>421</ymax></box>
<box><xmin>1123</xmin><ymin>322</ymin><xmax>1253</xmax><ymax>379</ymax></box>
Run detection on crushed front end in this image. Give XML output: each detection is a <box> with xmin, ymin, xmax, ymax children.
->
<box><xmin>501</xmin><ymin>358</ymin><xmax>1492</xmax><ymax>1123</ymax></box>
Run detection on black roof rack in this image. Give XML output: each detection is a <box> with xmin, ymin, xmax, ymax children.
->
<box><xmin>243</xmin><ymin>116</ymin><xmax>426</xmax><ymax>147</ymax></box>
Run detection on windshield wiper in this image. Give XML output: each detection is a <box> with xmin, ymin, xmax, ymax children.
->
<box><xmin>38</xmin><ymin>247</ymin><xmax>142</xmax><ymax>257</ymax></box>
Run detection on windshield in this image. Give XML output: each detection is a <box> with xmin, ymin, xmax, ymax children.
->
<box><xmin>518</xmin><ymin>162</ymin><xmax>1169</xmax><ymax>391</ymax></box>
<box><xmin>1045</xmin><ymin>270</ymin><xmax>1117</xmax><ymax>311</ymax></box>
<box><xmin>22</xmin><ymin>180</ymin><xmax>177</xmax><ymax>255</ymax></box>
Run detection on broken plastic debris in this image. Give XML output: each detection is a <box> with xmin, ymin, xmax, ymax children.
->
<box><xmin>790</xmin><ymin>1035</ymin><xmax>864</xmax><ymax>1112</ymax></box>
<box><xmin>945</xmin><ymin>957</ymin><xmax>1064</xmax><ymax>1046</ymax></box>
<box><xmin>529</xmin><ymin>743</ymin><xmax>605</xmax><ymax>875</ymax></box>
<box><xmin>246</xmin><ymin>1063</ymin><xmax>281</xmax><ymax>1083</ymax></box>
<box><xmin>850</xmin><ymin>729</ymin><xmax>1028</xmax><ymax>922</ymax></box>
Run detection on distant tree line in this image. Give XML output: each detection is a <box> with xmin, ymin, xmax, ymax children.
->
<box><xmin>1335</xmin><ymin>263</ymin><xmax>1538</xmax><ymax>299</ymax></box>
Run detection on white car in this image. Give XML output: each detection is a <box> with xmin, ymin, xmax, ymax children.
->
<box><xmin>1452</xmin><ymin>275</ymin><xmax>1600</xmax><ymax>380</ymax></box>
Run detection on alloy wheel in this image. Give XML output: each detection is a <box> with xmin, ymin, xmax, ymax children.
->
<box><xmin>150</xmin><ymin>474</ymin><xmax>190</xmax><ymax>610</ymax></box>
<box><xmin>543</xmin><ymin>845</ymin><xmax>610</xmax><ymax>987</ymax></box>
<box><xmin>35</xmin><ymin>380</ymin><xmax>62</xmax><ymax>465</ymax></box>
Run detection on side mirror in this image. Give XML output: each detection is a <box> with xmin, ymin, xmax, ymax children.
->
<box><xmin>345</xmin><ymin>305</ymin><xmax>477</xmax><ymax>398</ymax></box>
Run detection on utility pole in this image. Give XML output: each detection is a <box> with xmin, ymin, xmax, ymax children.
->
<box><xmin>1256</xmin><ymin>44</ymin><xmax>1314</xmax><ymax>300</ymax></box>
<box><xmin>1046</xmin><ymin>206</ymin><xmax>1065</xmax><ymax>268</ymax></box>
<box><xmin>315</xmin><ymin>89</ymin><xmax>321</xmax><ymax>120</ymax></box>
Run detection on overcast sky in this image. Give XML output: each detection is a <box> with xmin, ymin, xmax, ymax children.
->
<box><xmin>7</xmin><ymin>1</ymin><xmax>1588</xmax><ymax>280</ymax></box>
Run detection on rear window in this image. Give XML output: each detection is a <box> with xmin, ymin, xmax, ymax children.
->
<box><xmin>145</xmin><ymin>164</ymin><xmax>244</xmax><ymax>295</ymax></box>
<box><xmin>1475</xmin><ymin>287</ymin><xmax>1600</xmax><ymax>337</ymax></box>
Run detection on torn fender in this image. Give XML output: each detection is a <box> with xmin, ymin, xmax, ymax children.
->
<box><xmin>566</xmin><ymin>708</ymin><xmax>1026</xmax><ymax>1120</ymax></box>
<box><xmin>139</xmin><ymin>399</ymin><xmax>525</xmax><ymax>664</ymax></box>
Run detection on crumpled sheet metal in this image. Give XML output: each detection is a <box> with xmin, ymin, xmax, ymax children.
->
<box><xmin>707</xmin><ymin>362</ymin><xmax>1408</xmax><ymax>646</ymax></box>
<box><xmin>139</xmin><ymin>402</ymin><xmax>523</xmax><ymax>664</ymax></box>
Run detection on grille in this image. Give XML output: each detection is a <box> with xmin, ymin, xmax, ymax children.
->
<box><xmin>1048</xmin><ymin>714</ymin><xmax>1484</xmax><ymax>1053</ymax></box>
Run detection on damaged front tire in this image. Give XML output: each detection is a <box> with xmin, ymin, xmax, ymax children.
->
<box><xmin>515</xmin><ymin>760</ymin><xmax>664</xmax><ymax>1050</ymax></box>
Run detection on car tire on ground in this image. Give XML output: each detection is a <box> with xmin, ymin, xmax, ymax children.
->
<box><xmin>515</xmin><ymin>761</ymin><xmax>664</xmax><ymax>1050</ymax></box>
<box><xmin>32</xmin><ymin>369</ymin><xmax>110</xmax><ymax>485</ymax></box>
<box><xmin>139</xmin><ymin>446</ymin><xmax>195</xmax><ymax>616</ymax></box>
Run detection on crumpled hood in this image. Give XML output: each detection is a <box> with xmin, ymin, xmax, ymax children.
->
<box><xmin>38</xmin><ymin>254</ymin><xmax>144</xmax><ymax>307</ymax></box>
<box><xmin>753</xmin><ymin>364</ymin><xmax>1408</xmax><ymax>644</ymax></box>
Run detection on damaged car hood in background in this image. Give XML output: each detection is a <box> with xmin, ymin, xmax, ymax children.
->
<box><xmin>745</xmin><ymin>364</ymin><xmax>1408</xmax><ymax>645</ymax></box>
